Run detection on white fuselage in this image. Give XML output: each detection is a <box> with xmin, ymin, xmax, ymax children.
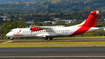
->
<box><xmin>6</xmin><ymin>26</ymin><xmax>99</xmax><ymax>38</ymax></box>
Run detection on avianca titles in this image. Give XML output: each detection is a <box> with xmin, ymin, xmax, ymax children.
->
<box><xmin>6</xmin><ymin>11</ymin><xmax>100</xmax><ymax>40</ymax></box>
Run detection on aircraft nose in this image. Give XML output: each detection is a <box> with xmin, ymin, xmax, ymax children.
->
<box><xmin>6</xmin><ymin>33</ymin><xmax>9</xmax><ymax>37</ymax></box>
<box><xmin>6</xmin><ymin>33</ymin><xmax>11</xmax><ymax>37</ymax></box>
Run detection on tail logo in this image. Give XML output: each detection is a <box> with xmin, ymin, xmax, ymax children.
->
<box><xmin>71</xmin><ymin>11</ymin><xmax>99</xmax><ymax>36</ymax></box>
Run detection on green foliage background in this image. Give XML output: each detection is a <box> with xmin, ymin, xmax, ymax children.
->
<box><xmin>0</xmin><ymin>0</ymin><xmax>105</xmax><ymax>39</ymax></box>
<box><xmin>0</xmin><ymin>19</ymin><xmax>26</xmax><ymax>38</ymax></box>
<box><xmin>0</xmin><ymin>0</ymin><xmax>105</xmax><ymax>12</ymax></box>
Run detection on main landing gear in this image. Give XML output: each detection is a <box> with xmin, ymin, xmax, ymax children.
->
<box><xmin>43</xmin><ymin>37</ymin><xmax>53</xmax><ymax>40</ymax></box>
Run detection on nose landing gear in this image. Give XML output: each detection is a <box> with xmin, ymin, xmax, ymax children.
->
<box><xmin>11</xmin><ymin>37</ymin><xmax>14</xmax><ymax>40</ymax></box>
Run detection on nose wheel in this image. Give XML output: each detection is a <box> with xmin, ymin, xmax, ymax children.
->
<box><xmin>11</xmin><ymin>37</ymin><xmax>14</xmax><ymax>40</ymax></box>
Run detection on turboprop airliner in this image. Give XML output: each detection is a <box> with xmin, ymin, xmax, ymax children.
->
<box><xmin>6</xmin><ymin>11</ymin><xmax>99</xmax><ymax>40</ymax></box>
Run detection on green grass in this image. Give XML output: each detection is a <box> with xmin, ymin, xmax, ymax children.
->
<box><xmin>1</xmin><ymin>36</ymin><xmax>105</xmax><ymax>47</ymax></box>
<box><xmin>1</xmin><ymin>42</ymin><xmax>105</xmax><ymax>47</ymax></box>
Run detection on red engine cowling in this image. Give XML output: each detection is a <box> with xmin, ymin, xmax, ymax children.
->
<box><xmin>30</xmin><ymin>27</ymin><xmax>42</xmax><ymax>31</ymax></box>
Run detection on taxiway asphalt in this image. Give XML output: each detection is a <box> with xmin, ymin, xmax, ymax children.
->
<box><xmin>1</xmin><ymin>39</ymin><xmax>105</xmax><ymax>59</ymax></box>
<box><xmin>0</xmin><ymin>47</ymin><xmax>105</xmax><ymax>59</ymax></box>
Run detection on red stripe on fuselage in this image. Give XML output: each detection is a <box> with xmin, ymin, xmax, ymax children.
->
<box><xmin>70</xmin><ymin>27</ymin><xmax>91</xmax><ymax>36</ymax></box>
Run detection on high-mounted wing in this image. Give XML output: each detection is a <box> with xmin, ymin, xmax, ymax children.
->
<box><xmin>30</xmin><ymin>26</ymin><xmax>64</xmax><ymax>32</ymax></box>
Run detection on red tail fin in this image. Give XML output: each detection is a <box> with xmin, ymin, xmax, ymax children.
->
<box><xmin>82</xmin><ymin>11</ymin><xmax>99</xmax><ymax>27</ymax></box>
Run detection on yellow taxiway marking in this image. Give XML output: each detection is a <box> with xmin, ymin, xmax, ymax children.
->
<box><xmin>3</xmin><ymin>40</ymin><xmax>13</xmax><ymax>43</ymax></box>
<box><xmin>0</xmin><ymin>56</ymin><xmax>105</xmax><ymax>58</ymax></box>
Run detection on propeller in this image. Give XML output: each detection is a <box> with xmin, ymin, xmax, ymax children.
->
<box><xmin>30</xmin><ymin>25</ymin><xmax>33</xmax><ymax>34</ymax></box>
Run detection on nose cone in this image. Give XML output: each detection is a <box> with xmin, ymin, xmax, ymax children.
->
<box><xmin>6</xmin><ymin>33</ymin><xmax>9</xmax><ymax>37</ymax></box>
<box><xmin>6</xmin><ymin>33</ymin><xmax>11</xmax><ymax>37</ymax></box>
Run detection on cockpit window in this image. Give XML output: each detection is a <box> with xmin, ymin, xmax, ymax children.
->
<box><xmin>10</xmin><ymin>30</ymin><xmax>14</xmax><ymax>32</ymax></box>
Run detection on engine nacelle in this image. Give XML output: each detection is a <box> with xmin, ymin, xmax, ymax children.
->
<box><xmin>30</xmin><ymin>27</ymin><xmax>42</xmax><ymax>31</ymax></box>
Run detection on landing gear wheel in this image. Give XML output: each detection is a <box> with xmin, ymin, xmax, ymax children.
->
<box><xmin>11</xmin><ymin>37</ymin><xmax>14</xmax><ymax>40</ymax></box>
<box><xmin>43</xmin><ymin>37</ymin><xmax>48</xmax><ymax>40</ymax></box>
<box><xmin>49</xmin><ymin>38</ymin><xmax>53</xmax><ymax>40</ymax></box>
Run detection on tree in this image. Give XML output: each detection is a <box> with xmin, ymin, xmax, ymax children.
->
<box><xmin>0</xmin><ymin>17</ymin><xmax>3</xmax><ymax>23</ymax></box>
<box><xmin>93</xmin><ymin>30</ymin><xmax>105</xmax><ymax>36</ymax></box>
<box><xmin>10</xmin><ymin>15</ymin><xmax>15</xmax><ymax>19</ymax></box>
<box><xmin>1</xmin><ymin>19</ymin><xmax>26</xmax><ymax>38</ymax></box>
